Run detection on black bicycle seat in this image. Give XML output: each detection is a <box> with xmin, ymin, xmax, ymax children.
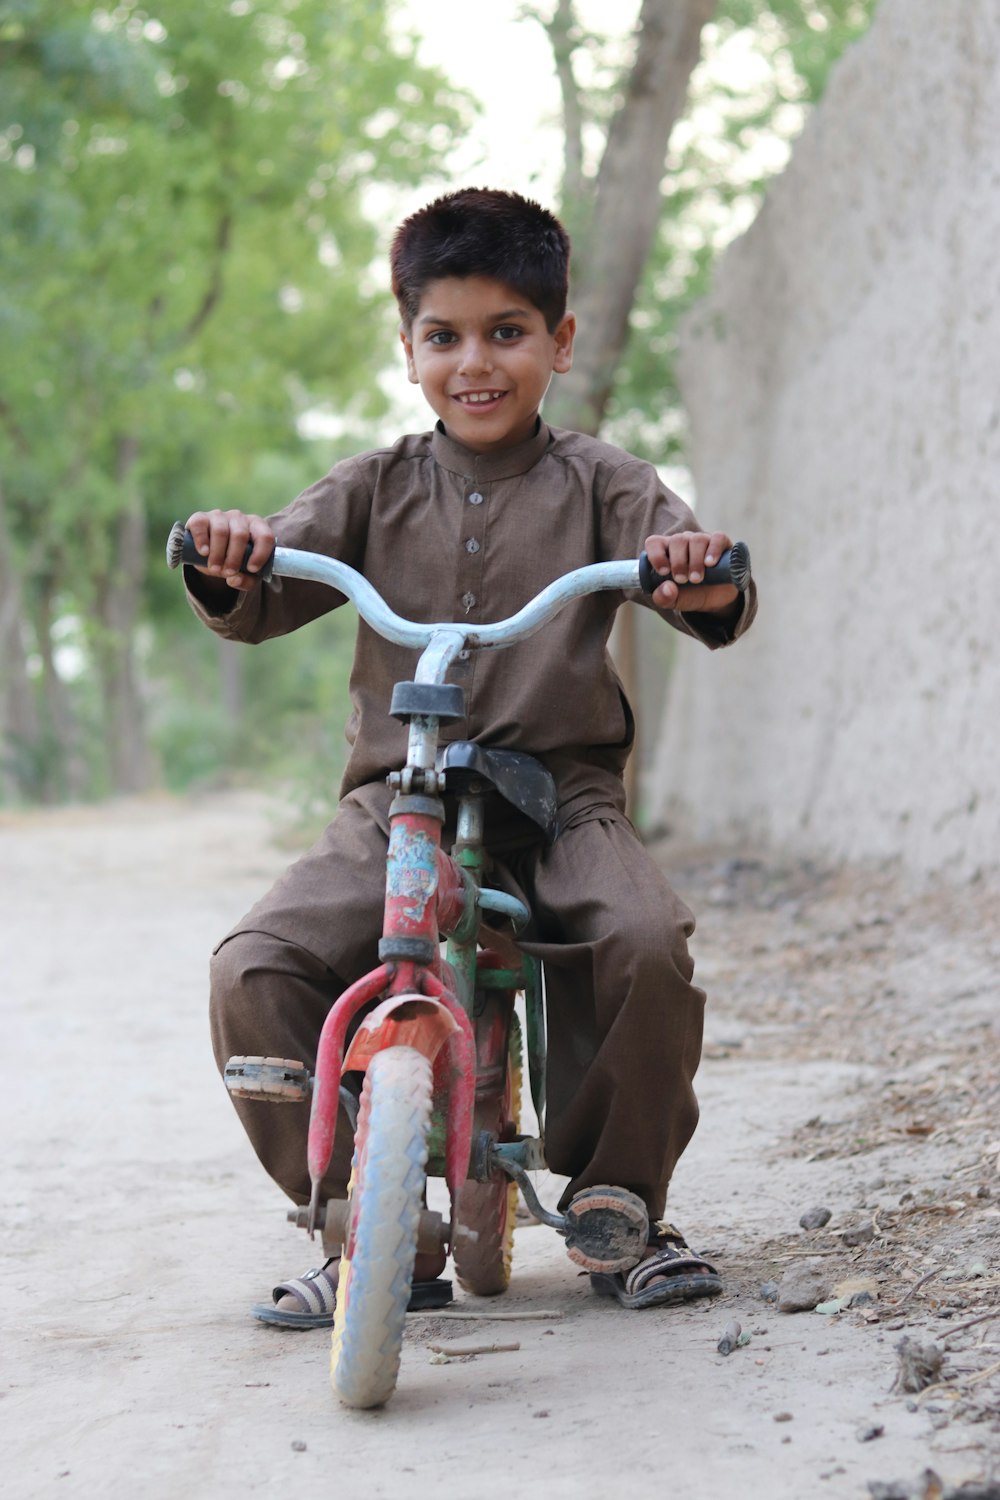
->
<box><xmin>436</xmin><ymin>743</ymin><xmax>558</xmax><ymax>843</ymax></box>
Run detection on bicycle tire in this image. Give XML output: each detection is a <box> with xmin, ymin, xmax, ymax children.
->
<box><xmin>453</xmin><ymin>1021</ymin><xmax>522</xmax><ymax>1297</ymax></box>
<box><xmin>330</xmin><ymin>1046</ymin><xmax>432</xmax><ymax>1408</ymax></box>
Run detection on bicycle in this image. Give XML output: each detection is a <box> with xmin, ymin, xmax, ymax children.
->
<box><xmin>167</xmin><ymin>522</ymin><xmax>751</xmax><ymax>1409</ymax></box>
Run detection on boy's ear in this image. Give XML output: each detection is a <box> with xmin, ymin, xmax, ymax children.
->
<box><xmin>553</xmin><ymin>311</ymin><xmax>576</xmax><ymax>374</ymax></box>
<box><xmin>399</xmin><ymin>325</ymin><xmax>419</xmax><ymax>385</ymax></box>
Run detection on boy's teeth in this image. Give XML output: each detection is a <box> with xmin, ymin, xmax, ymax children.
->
<box><xmin>460</xmin><ymin>391</ymin><xmax>500</xmax><ymax>403</ymax></box>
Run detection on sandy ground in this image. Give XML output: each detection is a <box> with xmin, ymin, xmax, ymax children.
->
<box><xmin>2</xmin><ymin>792</ymin><xmax>998</xmax><ymax>1500</ymax></box>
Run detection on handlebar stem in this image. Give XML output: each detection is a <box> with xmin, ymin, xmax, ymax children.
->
<box><xmin>416</xmin><ymin>628</ymin><xmax>467</xmax><ymax>686</ymax></box>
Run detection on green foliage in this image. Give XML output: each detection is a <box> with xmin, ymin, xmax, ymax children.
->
<box><xmin>0</xmin><ymin>0</ymin><xmax>470</xmax><ymax>802</ymax></box>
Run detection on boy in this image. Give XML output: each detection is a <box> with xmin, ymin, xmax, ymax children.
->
<box><xmin>184</xmin><ymin>188</ymin><xmax>756</xmax><ymax>1323</ymax></box>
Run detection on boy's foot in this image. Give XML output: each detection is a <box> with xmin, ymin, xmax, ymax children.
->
<box><xmin>589</xmin><ymin>1222</ymin><xmax>722</xmax><ymax>1310</ymax></box>
<box><xmin>251</xmin><ymin>1249</ymin><xmax>451</xmax><ymax>1329</ymax></box>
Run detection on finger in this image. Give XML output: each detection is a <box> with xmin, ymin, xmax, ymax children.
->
<box><xmin>220</xmin><ymin>511</ymin><xmax>252</xmax><ymax>576</ymax></box>
<box><xmin>703</xmin><ymin>531</ymin><xmax>731</xmax><ymax>569</ymax></box>
<box><xmin>673</xmin><ymin>583</ymin><xmax>738</xmax><ymax>614</ymax></box>
<box><xmin>665</xmin><ymin>533</ymin><xmax>694</xmax><ymax>585</ymax></box>
<box><xmin>643</xmin><ymin>533</ymin><xmax>670</xmax><ymax>575</ymax></box>
<box><xmin>201</xmin><ymin>510</ymin><xmax>235</xmax><ymax>574</ymax></box>
<box><xmin>184</xmin><ymin>512</ymin><xmax>213</xmax><ymax>563</ymax></box>
<box><xmin>652</xmin><ymin>579</ymin><xmax>680</xmax><ymax>609</ymax></box>
<box><xmin>686</xmin><ymin>535</ymin><xmax>712</xmax><ymax>585</ymax></box>
<box><xmin>245</xmin><ymin>518</ymin><xmax>275</xmax><ymax>573</ymax></box>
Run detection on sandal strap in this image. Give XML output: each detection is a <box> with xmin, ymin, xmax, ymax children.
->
<box><xmin>623</xmin><ymin>1240</ymin><xmax>718</xmax><ymax>1297</ymax></box>
<box><xmin>271</xmin><ymin>1258</ymin><xmax>339</xmax><ymax>1315</ymax></box>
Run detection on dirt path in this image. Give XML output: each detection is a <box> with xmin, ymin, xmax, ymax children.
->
<box><xmin>2</xmin><ymin>795</ymin><xmax>998</xmax><ymax>1499</ymax></box>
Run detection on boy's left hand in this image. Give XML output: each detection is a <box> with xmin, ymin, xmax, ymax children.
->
<box><xmin>643</xmin><ymin>530</ymin><xmax>740</xmax><ymax>615</ymax></box>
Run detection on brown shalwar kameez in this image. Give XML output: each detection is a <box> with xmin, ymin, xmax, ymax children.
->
<box><xmin>190</xmin><ymin>421</ymin><xmax>756</xmax><ymax>1219</ymax></box>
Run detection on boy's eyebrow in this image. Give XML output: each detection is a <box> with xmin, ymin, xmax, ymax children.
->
<box><xmin>415</xmin><ymin>306</ymin><xmax>533</xmax><ymax>327</ymax></box>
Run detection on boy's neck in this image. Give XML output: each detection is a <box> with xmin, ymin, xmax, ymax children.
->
<box><xmin>431</xmin><ymin>417</ymin><xmax>550</xmax><ymax>479</ymax></box>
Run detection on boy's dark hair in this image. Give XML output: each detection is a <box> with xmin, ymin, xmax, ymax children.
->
<box><xmin>390</xmin><ymin>188</ymin><xmax>571</xmax><ymax>332</ymax></box>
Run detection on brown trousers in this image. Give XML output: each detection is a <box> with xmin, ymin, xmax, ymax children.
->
<box><xmin>209</xmin><ymin>793</ymin><xmax>705</xmax><ymax>1219</ymax></box>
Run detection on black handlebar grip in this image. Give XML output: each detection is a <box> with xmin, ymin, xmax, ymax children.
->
<box><xmin>165</xmin><ymin>522</ymin><xmax>274</xmax><ymax>581</ymax></box>
<box><xmin>638</xmin><ymin>540</ymin><xmax>751</xmax><ymax>597</ymax></box>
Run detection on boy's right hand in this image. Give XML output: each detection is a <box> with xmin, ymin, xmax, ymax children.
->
<box><xmin>185</xmin><ymin>509</ymin><xmax>275</xmax><ymax>592</ymax></box>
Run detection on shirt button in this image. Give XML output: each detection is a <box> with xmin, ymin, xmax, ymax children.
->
<box><xmin>467</xmin><ymin>491</ymin><xmax>484</xmax><ymax>505</ymax></box>
<box><xmin>464</xmin><ymin>538</ymin><xmax>480</xmax><ymax>554</ymax></box>
<box><xmin>461</xmin><ymin>592</ymin><xmax>476</xmax><ymax>610</ymax></box>
<box><xmin>458</xmin><ymin>649</ymin><xmax>471</xmax><ymax>661</ymax></box>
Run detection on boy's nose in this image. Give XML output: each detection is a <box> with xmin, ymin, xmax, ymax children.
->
<box><xmin>457</xmin><ymin>338</ymin><xmax>493</xmax><ymax>376</ymax></box>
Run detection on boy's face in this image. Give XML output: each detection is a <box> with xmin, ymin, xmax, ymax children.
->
<box><xmin>400</xmin><ymin>276</ymin><xmax>575</xmax><ymax>453</ymax></box>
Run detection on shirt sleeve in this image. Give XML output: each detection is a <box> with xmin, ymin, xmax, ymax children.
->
<box><xmin>184</xmin><ymin>456</ymin><xmax>373</xmax><ymax>645</ymax></box>
<box><xmin>597</xmin><ymin>455</ymin><xmax>757</xmax><ymax>650</ymax></box>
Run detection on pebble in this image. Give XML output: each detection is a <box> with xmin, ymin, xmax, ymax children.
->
<box><xmin>856</xmin><ymin>1423</ymin><xmax>884</xmax><ymax>1442</ymax></box>
<box><xmin>777</xmin><ymin>1262</ymin><xmax>831</xmax><ymax>1313</ymax></box>
<box><xmin>773</xmin><ymin>1411</ymin><xmax>793</xmax><ymax>1423</ymax></box>
<box><xmin>799</xmin><ymin>1206</ymin><xmax>832</xmax><ymax>1231</ymax></box>
<box><xmin>759</xmin><ymin>1280</ymin><xmax>779</xmax><ymax>1302</ymax></box>
<box><xmin>840</xmin><ymin>1222</ymin><xmax>876</xmax><ymax>1247</ymax></box>
<box><xmin>291</xmin><ymin>1440</ymin><xmax>307</xmax><ymax>1453</ymax></box>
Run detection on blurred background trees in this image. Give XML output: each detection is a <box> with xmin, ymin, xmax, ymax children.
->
<box><xmin>0</xmin><ymin>0</ymin><xmax>876</xmax><ymax>810</ymax></box>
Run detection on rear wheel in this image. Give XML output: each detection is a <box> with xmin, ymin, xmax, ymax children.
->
<box><xmin>453</xmin><ymin>1019</ymin><xmax>522</xmax><ymax>1296</ymax></box>
<box><xmin>330</xmin><ymin>1046</ymin><xmax>432</xmax><ymax>1409</ymax></box>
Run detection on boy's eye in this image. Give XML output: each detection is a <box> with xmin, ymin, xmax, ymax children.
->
<box><xmin>427</xmin><ymin>330</ymin><xmax>457</xmax><ymax>346</ymax></box>
<box><xmin>492</xmin><ymin>325</ymin><xmax>522</xmax><ymax>342</ymax></box>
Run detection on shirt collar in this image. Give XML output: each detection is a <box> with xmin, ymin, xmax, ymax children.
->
<box><xmin>430</xmin><ymin>417</ymin><xmax>551</xmax><ymax>482</ymax></box>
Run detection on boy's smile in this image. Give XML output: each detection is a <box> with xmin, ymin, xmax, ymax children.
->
<box><xmin>401</xmin><ymin>276</ymin><xmax>575</xmax><ymax>454</ymax></box>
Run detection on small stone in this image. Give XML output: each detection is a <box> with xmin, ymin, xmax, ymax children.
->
<box><xmin>533</xmin><ymin>1410</ymin><xmax>549</xmax><ymax>1419</ymax></box>
<box><xmin>291</xmin><ymin>1440</ymin><xmax>307</xmax><ymax>1453</ymax></box>
<box><xmin>856</xmin><ymin>1423</ymin><xmax>884</xmax><ymax>1442</ymax></box>
<box><xmin>759</xmin><ymin>1280</ymin><xmax>779</xmax><ymax>1302</ymax></box>
<box><xmin>891</xmin><ymin>1336</ymin><xmax>944</xmax><ymax>1394</ymax></box>
<box><xmin>799</xmin><ymin>1206</ymin><xmax>832</xmax><ymax>1231</ymax></box>
<box><xmin>773</xmin><ymin>1411</ymin><xmax>793</xmax><ymax>1423</ymax></box>
<box><xmin>840</xmin><ymin>1222</ymin><xmax>876</xmax><ymax>1247</ymax></box>
<box><xmin>717</xmin><ymin>1319</ymin><xmax>743</xmax><ymax>1355</ymax></box>
<box><xmin>777</xmin><ymin>1262</ymin><xmax>831</xmax><ymax>1313</ymax></box>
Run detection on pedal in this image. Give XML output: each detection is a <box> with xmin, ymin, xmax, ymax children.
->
<box><xmin>224</xmin><ymin>1056</ymin><xmax>311</xmax><ymax>1103</ymax></box>
<box><xmin>562</xmin><ymin>1185</ymin><xmax>649</xmax><ymax>1274</ymax></box>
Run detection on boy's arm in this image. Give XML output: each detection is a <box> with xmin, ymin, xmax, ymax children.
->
<box><xmin>182</xmin><ymin>459</ymin><xmax>372</xmax><ymax>644</ymax></box>
<box><xmin>597</xmin><ymin>457</ymin><xmax>755</xmax><ymax>648</ymax></box>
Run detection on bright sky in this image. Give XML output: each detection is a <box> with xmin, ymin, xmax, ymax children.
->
<box><xmin>391</xmin><ymin>0</ymin><xmax>638</xmax><ymax>207</ymax></box>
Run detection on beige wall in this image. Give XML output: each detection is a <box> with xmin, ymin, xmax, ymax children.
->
<box><xmin>651</xmin><ymin>0</ymin><xmax>1000</xmax><ymax>881</ymax></box>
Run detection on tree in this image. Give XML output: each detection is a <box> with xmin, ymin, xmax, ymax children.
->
<box><xmin>0</xmin><ymin>0</ymin><xmax>467</xmax><ymax>798</ymax></box>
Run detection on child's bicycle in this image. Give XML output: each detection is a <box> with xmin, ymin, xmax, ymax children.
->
<box><xmin>167</xmin><ymin>522</ymin><xmax>751</xmax><ymax>1409</ymax></box>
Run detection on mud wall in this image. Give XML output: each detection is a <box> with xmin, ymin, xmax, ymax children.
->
<box><xmin>650</xmin><ymin>0</ymin><xmax>1000</xmax><ymax>880</ymax></box>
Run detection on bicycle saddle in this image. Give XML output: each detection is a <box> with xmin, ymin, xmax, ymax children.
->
<box><xmin>436</xmin><ymin>743</ymin><xmax>558</xmax><ymax>843</ymax></box>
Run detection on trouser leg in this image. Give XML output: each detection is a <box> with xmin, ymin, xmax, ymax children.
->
<box><xmin>514</xmin><ymin>815</ymin><xmax>705</xmax><ymax>1220</ymax></box>
<box><xmin>210</xmin><ymin>932</ymin><xmax>354</xmax><ymax>1204</ymax></box>
<box><xmin>208</xmin><ymin>794</ymin><xmax>389</xmax><ymax>1205</ymax></box>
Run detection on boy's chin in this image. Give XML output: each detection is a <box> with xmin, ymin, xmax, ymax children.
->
<box><xmin>439</xmin><ymin>412</ymin><xmax>540</xmax><ymax>453</ymax></box>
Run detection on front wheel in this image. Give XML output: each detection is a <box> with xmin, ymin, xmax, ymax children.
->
<box><xmin>453</xmin><ymin>1016</ymin><xmax>522</xmax><ymax>1297</ymax></box>
<box><xmin>330</xmin><ymin>1046</ymin><xmax>432</xmax><ymax>1409</ymax></box>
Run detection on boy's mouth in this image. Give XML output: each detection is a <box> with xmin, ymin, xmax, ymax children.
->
<box><xmin>453</xmin><ymin>390</ymin><xmax>506</xmax><ymax>407</ymax></box>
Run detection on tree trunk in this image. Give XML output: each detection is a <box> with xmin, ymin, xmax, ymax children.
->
<box><xmin>35</xmin><ymin>573</ymin><xmax>88</xmax><ymax>802</ymax></box>
<box><xmin>543</xmin><ymin>0</ymin><xmax>716</xmax><ymax>817</ymax></box>
<box><xmin>545</xmin><ymin>0</ymin><xmax>716</xmax><ymax>436</ymax></box>
<box><xmin>95</xmin><ymin>436</ymin><xmax>153</xmax><ymax>794</ymax></box>
<box><xmin>0</xmin><ymin>482</ymin><xmax>40</xmax><ymax>800</ymax></box>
